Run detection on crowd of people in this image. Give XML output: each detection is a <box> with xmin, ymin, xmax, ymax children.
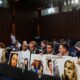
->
<box><xmin>0</xmin><ymin>34</ymin><xmax>80</xmax><ymax>80</ymax></box>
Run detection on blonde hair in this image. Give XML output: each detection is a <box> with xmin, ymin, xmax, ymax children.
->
<box><xmin>62</xmin><ymin>60</ymin><xmax>77</xmax><ymax>80</ymax></box>
<box><xmin>29</xmin><ymin>41</ymin><xmax>37</xmax><ymax>47</ymax></box>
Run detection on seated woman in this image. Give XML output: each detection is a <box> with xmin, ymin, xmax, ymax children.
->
<box><xmin>62</xmin><ymin>60</ymin><xmax>77</xmax><ymax>80</ymax></box>
<box><xmin>8</xmin><ymin>53</ymin><xmax>18</xmax><ymax>68</ymax></box>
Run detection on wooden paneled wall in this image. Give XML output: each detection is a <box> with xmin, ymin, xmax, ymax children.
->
<box><xmin>0</xmin><ymin>8</ymin><xmax>80</xmax><ymax>45</ymax></box>
<box><xmin>39</xmin><ymin>10</ymin><xmax>80</xmax><ymax>40</ymax></box>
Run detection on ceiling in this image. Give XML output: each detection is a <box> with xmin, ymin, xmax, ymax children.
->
<box><xmin>8</xmin><ymin>0</ymin><xmax>44</xmax><ymax>10</ymax></box>
<box><xmin>0</xmin><ymin>0</ymin><xmax>80</xmax><ymax>11</ymax></box>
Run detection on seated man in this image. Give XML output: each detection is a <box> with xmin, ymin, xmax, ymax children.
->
<box><xmin>18</xmin><ymin>44</ymin><xmax>30</xmax><ymax>69</ymax></box>
<box><xmin>29</xmin><ymin>41</ymin><xmax>40</xmax><ymax>54</ymax></box>
<box><xmin>40</xmin><ymin>40</ymin><xmax>47</xmax><ymax>54</ymax></box>
<box><xmin>75</xmin><ymin>41</ymin><xmax>80</xmax><ymax>57</ymax></box>
<box><xmin>12</xmin><ymin>41</ymin><xmax>21</xmax><ymax>51</ymax></box>
<box><xmin>22</xmin><ymin>40</ymin><xmax>27</xmax><ymax>46</ymax></box>
<box><xmin>46</xmin><ymin>42</ymin><xmax>55</xmax><ymax>55</ymax></box>
<box><xmin>58</xmin><ymin>44</ymin><xmax>74</xmax><ymax>56</ymax></box>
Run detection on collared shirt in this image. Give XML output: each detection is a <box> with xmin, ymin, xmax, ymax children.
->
<box><xmin>58</xmin><ymin>51</ymin><xmax>69</xmax><ymax>56</ymax></box>
<box><xmin>0</xmin><ymin>48</ymin><xmax>4</xmax><ymax>63</ymax></box>
<box><xmin>30</xmin><ymin>49</ymin><xmax>40</xmax><ymax>54</ymax></box>
<box><xmin>47</xmin><ymin>51</ymin><xmax>55</xmax><ymax>55</ymax></box>
<box><xmin>30</xmin><ymin>51</ymin><xmax>35</xmax><ymax>54</ymax></box>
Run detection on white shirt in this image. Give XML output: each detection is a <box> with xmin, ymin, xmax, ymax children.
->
<box><xmin>76</xmin><ymin>64</ymin><xmax>80</xmax><ymax>80</ymax></box>
<box><xmin>10</xmin><ymin>34</ymin><xmax>16</xmax><ymax>44</ymax></box>
<box><xmin>0</xmin><ymin>48</ymin><xmax>4</xmax><ymax>63</ymax></box>
<box><xmin>58</xmin><ymin>51</ymin><xmax>69</xmax><ymax>56</ymax></box>
<box><xmin>44</xmin><ymin>67</ymin><xmax>53</xmax><ymax>76</ymax></box>
<box><xmin>17</xmin><ymin>42</ymin><xmax>21</xmax><ymax>49</ymax></box>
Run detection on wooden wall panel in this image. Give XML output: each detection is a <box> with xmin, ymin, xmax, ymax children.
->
<box><xmin>0</xmin><ymin>8</ymin><xmax>12</xmax><ymax>45</ymax></box>
<box><xmin>0</xmin><ymin>8</ymin><xmax>80</xmax><ymax>45</ymax></box>
<box><xmin>39</xmin><ymin>10</ymin><xmax>80</xmax><ymax>40</ymax></box>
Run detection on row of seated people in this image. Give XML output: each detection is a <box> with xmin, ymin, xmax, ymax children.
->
<box><xmin>9</xmin><ymin>39</ymin><xmax>80</xmax><ymax>55</ymax></box>
<box><xmin>0</xmin><ymin>40</ymin><xmax>80</xmax><ymax>66</ymax></box>
<box><xmin>0</xmin><ymin>40</ymin><xmax>80</xmax><ymax>80</ymax></box>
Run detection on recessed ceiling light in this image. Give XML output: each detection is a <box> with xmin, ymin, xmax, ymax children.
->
<box><xmin>0</xmin><ymin>0</ymin><xmax>2</xmax><ymax>4</ymax></box>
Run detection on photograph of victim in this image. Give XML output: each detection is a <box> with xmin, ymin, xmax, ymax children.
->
<box><xmin>30</xmin><ymin>54</ymin><xmax>43</xmax><ymax>78</ymax></box>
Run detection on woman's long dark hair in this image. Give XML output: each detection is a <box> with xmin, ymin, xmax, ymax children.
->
<box><xmin>24</xmin><ymin>58</ymin><xmax>28</xmax><ymax>70</ymax></box>
<box><xmin>9</xmin><ymin>53</ymin><xmax>18</xmax><ymax>67</ymax></box>
<box><xmin>47</xmin><ymin>59</ymin><xmax>52</xmax><ymax>68</ymax></box>
<box><xmin>34</xmin><ymin>60</ymin><xmax>41</xmax><ymax>69</ymax></box>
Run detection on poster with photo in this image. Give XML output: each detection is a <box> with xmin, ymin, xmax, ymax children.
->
<box><xmin>61</xmin><ymin>58</ymin><xmax>77</xmax><ymax>80</ymax></box>
<box><xmin>52</xmin><ymin>56</ymin><xmax>60</xmax><ymax>77</ymax></box>
<box><xmin>19</xmin><ymin>57</ymin><xmax>29</xmax><ymax>71</ymax></box>
<box><xmin>42</xmin><ymin>55</ymin><xmax>80</xmax><ymax>80</ymax></box>
<box><xmin>52</xmin><ymin>56</ymin><xmax>73</xmax><ymax>77</ymax></box>
<box><xmin>0</xmin><ymin>48</ymin><xmax>4</xmax><ymax>63</ymax></box>
<box><xmin>42</xmin><ymin>55</ymin><xmax>53</xmax><ymax>76</ymax></box>
<box><xmin>72</xmin><ymin>57</ymin><xmax>80</xmax><ymax>80</ymax></box>
<box><xmin>43</xmin><ymin>55</ymin><xmax>80</xmax><ymax>80</ymax></box>
<box><xmin>8</xmin><ymin>52</ymin><xmax>19</xmax><ymax>67</ymax></box>
<box><xmin>30</xmin><ymin>54</ymin><xmax>43</xmax><ymax>76</ymax></box>
<box><xmin>15</xmin><ymin>51</ymin><xmax>30</xmax><ymax>70</ymax></box>
<box><xmin>56</xmin><ymin>56</ymin><xmax>79</xmax><ymax>80</ymax></box>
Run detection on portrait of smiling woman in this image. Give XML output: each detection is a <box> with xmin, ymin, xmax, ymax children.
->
<box><xmin>62</xmin><ymin>60</ymin><xmax>77</xmax><ymax>80</ymax></box>
<box><xmin>31</xmin><ymin>58</ymin><xmax>43</xmax><ymax>79</ymax></box>
<box><xmin>9</xmin><ymin>53</ymin><xmax>18</xmax><ymax>67</ymax></box>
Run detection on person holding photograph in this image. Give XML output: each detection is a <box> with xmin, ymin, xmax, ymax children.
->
<box><xmin>9</xmin><ymin>53</ymin><xmax>18</xmax><ymax>67</ymax></box>
<box><xmin>19</xmin><ymin>44</ymin><xmax>30</xmax><ymax>67</ymax></box>
<box><xmin>58</xmin><ymin>44</ymin><xmax>74</xmax><ymax>56</ymax></box>
<box><xmin>29</xmin><ymin>41</ymin><xmax>40</xmax><ymax>54</ymax></box>
<box><xmin>62</xmin><ymin>60</ymin><xmax>77</xmax><ymax>80</ymax></box>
